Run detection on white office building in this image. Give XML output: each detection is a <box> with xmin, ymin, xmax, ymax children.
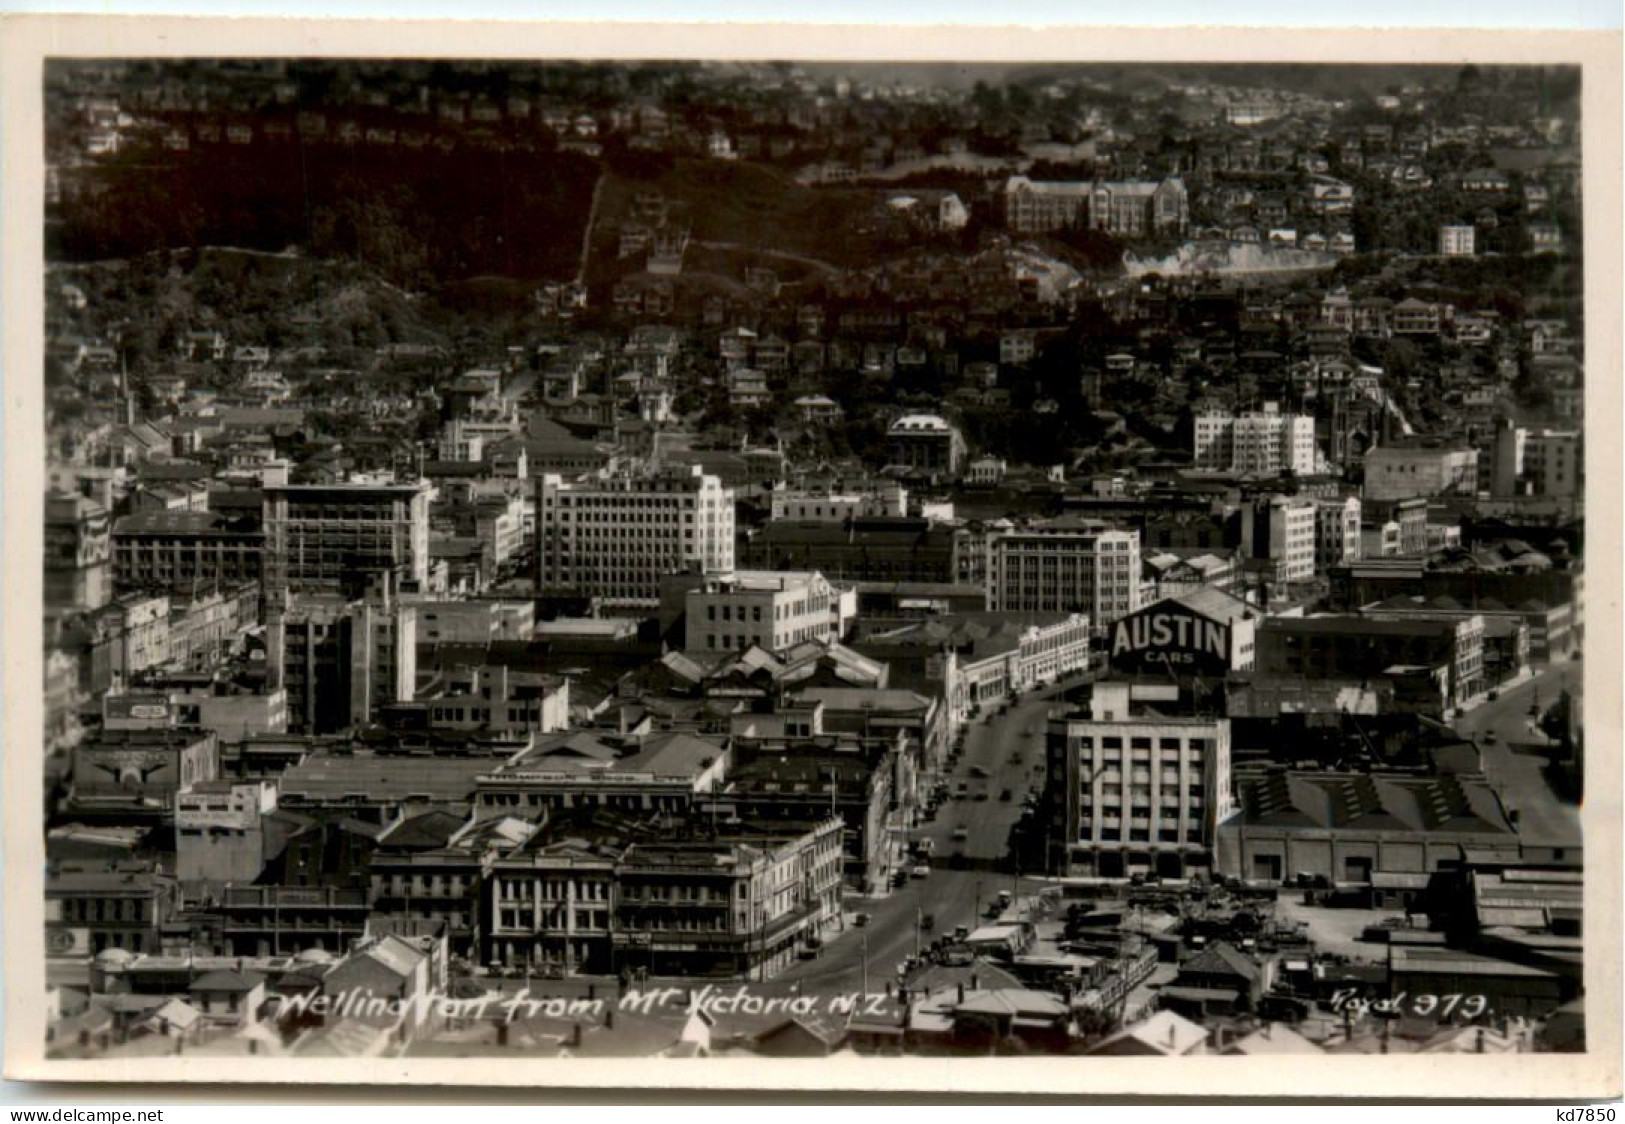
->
<box><xmin>1314</xmin><ymin>496</ymin><xmax>1363</xmax><ymax>570</ymax></box>
<box><xmin>986</xmin><ymin>522</ymin><xmax>1141</xmax><ymax>630</ymax></box>
<box><xmin>536</xmin><ymin>466</ymin><xmax>735</xmax><ymax>606</ymax></box>
<box><xmin>685</xmin><ymin>570</ymin><xmax>856</xmax><ymax>653</ymax></box>
<box><xmin>1045</xmin><ymin>681</ymin><xmax>1234</xmax><ymax>879</ymax></box>
<box><xmin>1195</xmin><ymin>403</ymin><xmax>1320</xmax><ymax>475</ymax></box>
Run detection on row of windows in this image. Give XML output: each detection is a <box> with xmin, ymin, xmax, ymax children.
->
<box><xmin>1080</xmin><ymin>825</ymin><xmax>1189</xmax><ymax>844</ymax></box>
<box><xmin>55</xmin><ymin>897</ymin><xmax>149</xmax><ymax>923</ymax></box>
<box><xmin>495</xmin><ymin>878</ymin><xmax>611</xmax><ymax>902</ymax></box>
<box><xmin>496</xmin><ymin>908</ymin><xmax>611</xmax><ymax>931</ymax></box>
<box><xmin>1077</xmin><ymin>736</ymin><xmax>1215</xmax><ymax>753</ymax></box>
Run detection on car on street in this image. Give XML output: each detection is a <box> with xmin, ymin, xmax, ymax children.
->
<box><xmin>911</xmin><ymin>864</ymin><xmax>930</xmax><ymax>879</ymax></box>
<box><xmin>970</xmin><ymin>765</ymin><xmax>989</xmax><ymax>779</ymax></box>
<box><xmin>952</xmin><ymin>827</ymin><xmax>969</xmax><ymax>841</ymax></box>
<box><xmin>999</xmin><ymin>789</ymin><xmax>1013</xmax><ymax>801</ymax></box>
<box><xmin>854</xmin><ymin>912</ymin><xmax>871</xmax><ymax>928</ymax></box>
<box><xmin>1483</xmin><ymin>730</ymin><xmax>1497</xmax><ymax>743</ymax></box>
<box><xmin>920</xmin><ymin>913</ymin><xmax>935</xmax><ymax>931</ymax></box>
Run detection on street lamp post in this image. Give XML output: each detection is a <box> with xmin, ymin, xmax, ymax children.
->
<box><xmin>860</xmin><ymin>931</ymin><xmax>869</xmax><ymax>998</ymax></box>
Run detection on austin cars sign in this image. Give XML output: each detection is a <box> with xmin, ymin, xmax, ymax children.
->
<box><xmin>1109</xmin><ymin>602</ymin><xmax>1231</xmax><ymax>675</ymax></box>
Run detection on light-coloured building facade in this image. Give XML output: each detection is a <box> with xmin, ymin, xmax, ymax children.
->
<box><xmin>986</xmin><ymin>523</ymin><xmax>1141</xmax><ymax>630</ymax></box>
<box><xmin>886</xmin><ymin>413</ymin><xmax>967</xmax><ymax>476</ymax></box>
<box><xmin>409</xmin><ymin>598</ymin><xmax>535</xmax><ymax>645</ymax></box>
<box><xmin>949</xmin><ymin>612</ymin><xmax>1093</xmax><ymax>720</ymax></box>
<box><xmin>1004</xmin><ymin>175</ymin><xmax>1189</xmax><ymax>237</ymax></box>
<box><xmin>1194</xmin><ymin>403</ymin><xmax>1320</xmax><ymax>475</ymax></box>
<box><xmin>1438</xmin><ymin>224</ymin><xmax>1477</xmax><ymax>257</ymax></box>
<box><xmin>1523</xmin><ymin>430</ymin><xmax>1582</xmax><ymax>499</ymax></box>
<box><xmin>685</xmin><ymin>570</ymin><xmax>855</xmax><ymax>653</ymax></box>
<box><xmin>1314</xmin><ymin>496</ymin><xmax>1363</xmax><ymax>570</ymax></box>
<box><xmin>768</xmin><ymin>482</ymin><xmax>907</xmax><ymax>522</ymax></box>
<box><xmin>1045</xmin><ymin>682</ymin><xmax>1234</xmax><ymax>879</ymax></box>
<box><xmin>1363</xmin><ymin>445</ymin><xmax>1479</xmax><ymax>501</ymax></box>
<box><xmin>1242</xmin><ymin>495</ymin><xmax>1319</xmax><ymax>583</ymax></box>
<box><xmin>536</xmin><ymin>466</ymin><xmax>735</xmax><ymax>606</ymax></box>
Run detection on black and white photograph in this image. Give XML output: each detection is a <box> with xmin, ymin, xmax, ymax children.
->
<box><xmin>3</xmin><ymin>17</ymin><xmax>1619</xmax><ymax>1098</ymax></box>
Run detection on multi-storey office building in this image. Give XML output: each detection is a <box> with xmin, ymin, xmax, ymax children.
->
<box><xmin>1314</xmin><ymin>496</ymin><xmax>1363</xmax><ymax>570</ymax></box>
<box><xmin>266</xmin><ymin>578</ymin><xmax>417</xmax><ymax>735</ymax></box>
<box><xmin>111</xmin><ymin>510</ymin><xmax>263</xmax><ymax>594</ymax></box>
<box><xmin>613</xmin><ymin>821</ymin><xmax>844</xmax><ymax>981</ymax></box>
<box><xmin>1044</xmin><ymin>681</ymin><xmax>1234</xmax><ymax>879</ymax></box>
<box><xmin>684</xmin><ymin>570</ymin><xmax>854</xmax><ymax>653</ymax></box>
<box><xmin>45</xmin><ymin>491</ymin><xmax>111</xmax><ymax>610</ymax></box>
<box><xmin>263</xmin><ymin>478</ymin><xmax>432</xmax><ymax>598</ymax></box>
<box><xmin>536</xmin><ymin>466</ymin><xmax>735</xmax><ymax>607</ymax></box>
<box><xmin>985</xmin><ymin>521</ymin><xmax>1141</xmax><ymax>630</ymax></box>
<box><xmin>1194</xmin><ymin>403</ymin><xmax>1320</xmax><ymax>475</ymax></box>
<box><xmin>1241</xmin><ymin>495</ymin><xmax>1319</xmax><ymax>584</ymax></box>
<box><xmin>1522</xmin><ymin>430</ymin><xmax>1583</xmax><ymax>499</ymax></box>
<box><xmin>1257</xmin><ymin>613</ymin><xmax>1486</xmax><ymax>711</ymax></box>
<box><xmin>1363</xmin><ymin>444</ymin><xmax>1479</xmax><ymax>502</ymax></box>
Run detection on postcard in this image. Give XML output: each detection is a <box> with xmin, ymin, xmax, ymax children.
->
<box><xmin>1</xmin><ymin>15</ymin><xmax>1618</xmax><ymax>1098</ymax></box>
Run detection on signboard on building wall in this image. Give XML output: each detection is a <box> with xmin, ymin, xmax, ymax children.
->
<box><xmin>103</xmin><ymin>693</ymin><xmax>174</xmax><ymax>729</ymax></box>
<box><xmin>1108</xmin><ymin>600</ymin><xmax>1231</xmax><ymax>677</ymax></box>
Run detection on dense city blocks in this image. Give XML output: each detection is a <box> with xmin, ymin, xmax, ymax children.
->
<box><xmin>39</xmin><ymin>58</ymin><xmax>1586</xmax><ymax>1063</ymax></box>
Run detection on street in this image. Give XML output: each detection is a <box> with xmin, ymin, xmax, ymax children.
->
<box><xmin>776</xmin><ymin>679</ymin><xmax>1082</xmax><ymax>992</ymax></box>
<box><xmin>1451</xmin><ymin>659</ymin><xmax>1583</xmax><ymax>848</ymax></box>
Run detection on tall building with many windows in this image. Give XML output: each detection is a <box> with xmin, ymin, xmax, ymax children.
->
<box><xmin>1044</xmin><ymin>681</ymin><xmax>1234</xmax><ymax>878</ymax></box>
<box><xmin>1241</xmin><ymin>495</ymin><xmax>1319</xmax><ymax>583</ymax></box>
<box><xmin>985</xmin><ymin>521</ymin><xmax>1141</xmax><ymax>629</ymax></box>
<box><xmin>263</xmin><ymin>477</ymin><xmax>432</xmax><ymax>599</ymax></box>
<box><xmin>1314</xmin><ymin>495</ymin><xmax>1363</xmax><ymax>570</ymax></box>
<box><xmin>536</xmin><ymin>466</ymin><xmax>735</xmax><ymax>606</ymax></box>
<box><xmin>266</xmin><ymin>576</ymin><xmax>417</xmax><ymax>735</ymax></box>
<box><xmin>1194</xmin><ymin>403</ymin><xmax>1320</xmax><ymax>475</ymax></box>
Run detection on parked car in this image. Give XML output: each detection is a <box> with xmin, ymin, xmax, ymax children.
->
<box><xmin>854</xmin><ymin>912</ymin><xmax>872</xmax><ymax>928</ymax></box>
<box><xmin>999</xmin><ymin>789</ymin><xmax>1013</xmax><ymax>801</ymax></box>
<box><xmin>920</xmin><ymin>913</ymin><xmax>935</xmax><ymax>931</ymax></box>
<box><xmin>952</xmin><ymin>827</ymin><xmax>969</xmax><ymax>841</ymax></box>
<box><xmin>1483</xmin><ymin>730</ymin><xmax>1498</xmax><ymax>743</ymax></box>
<box><xmin>912</xmin><ymin>864</ymin><xmax>930</xmax><ymax>879</ymax></box>
<box><xmin>970</xmin><ymin>765</ymin><xmax>989</xmax><ymax>779</ymax></box>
